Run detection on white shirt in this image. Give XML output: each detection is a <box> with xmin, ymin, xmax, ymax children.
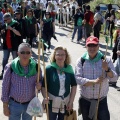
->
<box><xmin>58</xmin><ymin>73</ymin><xmax>65</xmax><ymax>96</ymax></box>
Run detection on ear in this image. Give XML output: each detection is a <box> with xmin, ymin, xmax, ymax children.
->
<box><xmin>17</xmin><ymin>52</ymin><xmax>19</xmax><ymax>56</ymax></box>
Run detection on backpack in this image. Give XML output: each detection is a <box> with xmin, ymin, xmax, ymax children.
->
<box><xmin>99</xmin><ymin>13</ymin><xmax>104</xmax><ymax>24</ymax></box>
<box><xmin>81</xmin><ymin>56</ymin><xmax>105</xmax><ymax>66</ymax></box>
<box><xmin>77</xmin><ymin>17</ymin><xmax>83</xmax><ymax>26</ymax></box>
<box><xmin>89</xmin><ymin>12</ymin><xmax>94</xmax><ymax>25</ymax></box>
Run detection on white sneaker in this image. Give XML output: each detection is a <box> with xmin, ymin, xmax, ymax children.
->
<box><xmin>70</xmin><ymin>38</ymin><xmax>73</xmax><ymax>42</ymax></box>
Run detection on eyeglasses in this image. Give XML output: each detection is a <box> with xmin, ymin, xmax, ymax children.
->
<box><xmin>4</xmin><ymin>18</ymin><xmax>10</xmax><ymax>22</ymax></box>
<box><xmin>55</xmin><ymin>54</ymin><xmax>66</xmax><ymax>57</ymax></box>
<box><xmin>20</xmin><ymin>51</ymin><xmax>31</xmax><ymax>55</ymax></box>
<box><xmin>87</xmin><ymin>44</ymin><xmax>98</xmax><ymax>47</ymax></box>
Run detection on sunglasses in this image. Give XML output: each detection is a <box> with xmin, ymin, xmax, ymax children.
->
<box><xmin>4</xmin><ymin>19</ymin><xmax>8</xmax><ymax>22</ymax></box>
<box><xmin>87</xmin><ymin>44</ymin><xmax>98</xmax><ymax>47</ymax></box>
<box><xmin>20</xmin><ymin>51</ymin><xmax>31</xmax><ymax>55</ymax></box>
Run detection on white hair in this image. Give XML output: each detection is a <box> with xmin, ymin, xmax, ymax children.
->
<box><xmin>18</xmin><ymin>43</ymin><xmax>31</xmax><ymax>52</ymax></box>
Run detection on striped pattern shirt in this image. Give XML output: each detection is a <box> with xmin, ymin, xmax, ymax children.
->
<box><xmin>75</xmin><ymin>57</ymin><xmax>118</xmax><ymax>99</ymax></box>
<box><xmin>1</xmin><ymin>62</ymin><xmax>42</xmax><ymax>103</ymax></box>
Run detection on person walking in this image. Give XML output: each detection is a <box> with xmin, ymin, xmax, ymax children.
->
<box><xmin>83</xmin><ymin>5</ymin><xmax>94</xmax><ymax>40</ymax></box>
<box><xmin>24</xmin><ymin>9</ymin><xmax>38</xmax><ymax>47</ymax></box>
<box><xmin>42</xmin><ymin>46</ymin><xmax>77</xmax><ymax>120</ymax></box>
<box><xmin>0</xmin><ymin>13</ymin><xmax>21</xmax><ymax>79</ymax></box>
<box><xmin>40</xmin><ymin>12</ymin><xmax>55</xmax><ymax>53</ymax></box>
<box><xmin>1</xmin><ymin>43</ymin><xmax>42</xmax><ymax>120</ymax></box>
<box><xmin>75</xmin><ymin>36</ymin><xmax>118</xmax><ymax>120</ymax></box>
<box><xmin>71</xmin><ymin>7</ymin><xmax>84</xmax><ymax>44</ymax></box>
<box><xmin>93</xmin><ymin>5</ymin><xmax>103</xmax><ymax>39</ymax></box>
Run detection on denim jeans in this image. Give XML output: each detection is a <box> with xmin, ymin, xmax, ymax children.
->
<box><xmin>72</xmin><ymin>26</ymin><xmax>82</xmax><ymax>41</ymax></box>
<box><xmin>9</xmin><ymin>99</ymin><xmax>32</xmax><ymax>120</ymax></box>
<box><xmin>49</xmin><ymin>108</ymin><xmax>65</xmax><ymax>120</ymax></box>
<box><xmin>114</xmin><ymin>57</ymin><xmax>120</xmax><ymax>76</ymax></box>
<box><xmin>2</xmin><ymin>49</ymin><xmax>17</xmax><ymax>73</ymax></box>
<box><xmin>80</xmin><ymin>97</ymin><xmax>110</xmax><ymax>120</ymax></box>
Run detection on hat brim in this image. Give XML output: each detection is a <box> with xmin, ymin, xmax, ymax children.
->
<box><xmin>86</xmin><ymin>41</ymin><xmax>99</xmax><ymax>46</ymax></box>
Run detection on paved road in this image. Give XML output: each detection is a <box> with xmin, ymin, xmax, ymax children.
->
<box><xmin>0</xmin><ymin>25</ymin><xmax>120</xmax><ymax>120</ymax></box>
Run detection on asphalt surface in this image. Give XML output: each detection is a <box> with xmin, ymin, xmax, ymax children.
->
<box><xmin>0</xmin><ymin>24</ymin><xmax>120</xmax><ymax>120</ymax></box>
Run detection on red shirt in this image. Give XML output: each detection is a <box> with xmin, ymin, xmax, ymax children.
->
<box><xmin>84</xmin><ymin>11</ymin><xmax>94</xmax><ymax>23</ymax></box>
<box><xmin>6</xmin><ymin>29</ymin><xmax>12</xmax><ymax>49</ymax></box>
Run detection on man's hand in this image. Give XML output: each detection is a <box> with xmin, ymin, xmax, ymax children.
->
<box><xmin>95</xmin><ymin>76</ymin><xmax>104</xmax><ymax>84</ymax></box>
<box><xmin>3</xmin><ymin>106</ymin><xmax>10</xmax><ymax>117</ymax></box>
<box><xmin>6</xmin><ymin>26</ymin><xmax>13</xmax><ymax>30</ymax></box>
<box><xmin>36</xmin><ymin>82</ymin><xmax>41</xmax><ymax>90</ymax></box>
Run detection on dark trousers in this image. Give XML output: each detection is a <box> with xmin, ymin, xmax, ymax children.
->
<box><xmin>94</xmin><ymin>22</ymin><xmax>101</xmax><ymax>39</ymax></box>
<box><xmin>49</xmin><ymin>108</ymin><xmax>65</xmax><ymax>120</ymax></box>
<box><xmin>42</xmin><ymin>33</ymin><xmax>52</xmax><ymax>51</ymax></box>
<box><xmin>79</xmin><ymin>97</ymin><xmax>110</xmax><ymax>120</ymax></box>
<box><xmin>27</xmin><ymin>34</ymin><xmax>35</xmax><ymax>47</ymax></box>
<box><xmin>94</xmin><ymin>28</ymin><xmax>100</xmax><ymax>39</ymax></box>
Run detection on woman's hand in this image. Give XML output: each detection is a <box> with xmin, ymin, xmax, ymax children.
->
<box><xmin>3</xmin><ymin>106</ymin><xmax>10</xmax><ymax>117</ymax></box>
<box><xmin>42</xmin><ymin>98</ymin><xmax>49</xmax><ymax>109</ymax></box>
<box><xmin>66</xmin><ymin>101</ymin><xmax>73</xmax><ymax>111</ymax></box>
<box><xmin>36</xmin><ymin>82</ymin><xmax>41</xmax><ymax>90</ymax></box>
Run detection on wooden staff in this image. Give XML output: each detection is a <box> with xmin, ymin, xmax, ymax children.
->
<box><xmin>42</xmin><ymin>41</ymin><xmax>49</xmax><ymax>120</ymax></box>
<box><xmin>95</xmin><ymin>35</ymin><xmax>109</xmax><ymax>120</ymax></box>
<box><xmin>34</xmin><ymin>12</ymin><xmax>42</xmax><ymax>120</ymax></box>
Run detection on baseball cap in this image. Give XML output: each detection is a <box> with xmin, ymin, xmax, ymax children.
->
<box><xmin>86</xmin><ymin>36</ymin><xmax>99</xmax><ymax>46</ymax></box>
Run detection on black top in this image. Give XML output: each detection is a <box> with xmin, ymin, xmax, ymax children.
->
<box><xmin>1</xmin><ymin>21</ymin><xmax>22</xmax><ymax>51</ymax></box>
<box><xmin>15</xmin><ymin>18</ymin><xmax>26</xmax><ymax>39</ymax></box>
<box><xmin>24</xmin><ymin>17</ymin><xmax>37</xmax><ymax>37</ymax></box>
<box><xmin>42</xmin><ymin>18</ymin><xmax>54</xmax><ymax>35</ymax></box>
<box><xmin>73</xmin><ymin>13</ymin><xmax>84</xmax><ymax>26</ymax></box>
<box><xmin>34</xmin><ymin>9</ymin><xmax>44</xmax><ymax>20</ymax></box>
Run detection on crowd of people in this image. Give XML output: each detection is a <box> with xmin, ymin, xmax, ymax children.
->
<box><xmin>0</xmin><ymin>0</ymin><xmax>120</xmax><ymax>120</ymax></box>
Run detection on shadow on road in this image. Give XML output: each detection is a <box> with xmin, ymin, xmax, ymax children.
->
<box><xmin>55</xmin><ymin>32</ymin><xmax>67</xmax><ymax>37</ymax></box>
<box><xmin>61</xmin><ymin>28</ymin><xmax>72</xmax><ymax>32</ymax></box>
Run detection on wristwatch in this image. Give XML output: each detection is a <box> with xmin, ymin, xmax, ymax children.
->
<box><xmin>105</xmin><ymin>67</ymin><xmax>111</xmax><ymax>72</ymax></box>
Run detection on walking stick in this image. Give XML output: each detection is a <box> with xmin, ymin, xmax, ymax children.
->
<box><xmin>42</xmin><ymin>40</ymin><xmax>49</xmax><ymax>120</ymax></box>
<box><xmin>34</xmin><ymin>11</ymin><xmax>43</xmax><ymax>120</ymax></box>
<box><xmin>95</xmin><ymin>35</ymin><xmax>109</xmax><ymax>120</ymax></box>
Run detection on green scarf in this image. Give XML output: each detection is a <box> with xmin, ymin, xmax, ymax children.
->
<box><xmin>11</xmin><ymin>57</ymin><xmax>37</xmax><ymax>78</ymax></box>
<box><xmin>51</xmin><ymin>62</ymin><xmax>74</xmax><ymax>74</ymax></box>
<box><xmin>82</xmin><ymin>51</ymin><xmax>104</xmax><ymax>63</ymax></box>
<box><xmin>25</xmin><ymin>16</ymin><xmax>33</xmax><ymax>25</ymax></box>
<box><xmin>43</xmin><ymin>18</ymin><xmax>52</xmax><ymax>22</ymax></box>
<box><xmin>32</xmin><ymin>6</ymin><xmax>36</xmax><ymax>9</ymax></box>
<box><xmin>6</xmin><ymin>19</ymin><xmax>17</xmax><ymax>26</ymax></box>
